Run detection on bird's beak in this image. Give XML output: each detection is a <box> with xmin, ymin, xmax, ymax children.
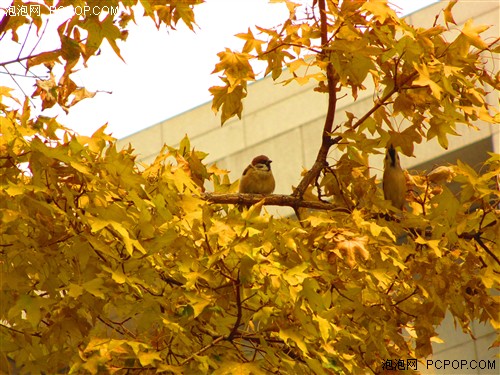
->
<box><xmin>388</xmin><ymin>145</ymin><xmax>396</xmax><ymax>164</ymax></box>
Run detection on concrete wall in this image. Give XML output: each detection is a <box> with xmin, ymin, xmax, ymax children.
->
<box><xmin>117</xmin><ymin>1</ymin><xmax>499</xmax><ymax>372</ymax></box>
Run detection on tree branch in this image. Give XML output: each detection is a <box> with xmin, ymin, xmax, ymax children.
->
<box><xmin>259</xmin><ymin>42</ymin><xmax>322</xmax><ymax>57</ymax></box>
<box><xmin>459</xmin><ymin>226</ymin><xmax>500</xmax><ymax>267</ymax></box>
<box><xmin>202</xmin><ymin>193</ymin><xmax>350</xmax><ymax>212</ymax></box>
<box><xmin>0</xmin><ymin>322</ymin><xmax>41</xmax><ymax>338</ymax></box>
<box><xmin>97</xmin><ymin>316</ymin><xmax>135</xmax><ymax>338</ymax></box>
<box><xmin>227</xmin><ymin>279</ymin><xmax>242</xmax><ymax>341</ymax></box>
<box><xmin>289</xmin><ymin>0</ymin><xmax>424</xmax><ymax>200</ymax></box>
<box><xmin>292</xmin><ymin>0</ymin><xmax>337</xmax><ymax>199</ymax></box>
<box><xmin>179</xmin><ymin>335</ymin><xmax>225</xmax><ymax>366</ymax></box>
<box><xmin>0</xmin><ymin>48</ymin><xmax>62</xmax><ymax>68</ymax></box>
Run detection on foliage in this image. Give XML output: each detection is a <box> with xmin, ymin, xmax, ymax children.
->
<box><xmin>1</xmin><ymin>0</ymin><xmax>499</xmax><ymax>374</ymax></box>
<box><xmin>0</xmin><ymin>0</ymin><xmax>201</xmax><ymax>112</ymax></box>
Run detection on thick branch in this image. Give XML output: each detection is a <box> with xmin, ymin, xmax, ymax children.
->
<box><xmin>292</xmin><ymin>0</ymin><xmax>337</xmax><ymax>199</ymax></box>
<box><xmin>202</xmin><ymin>193</ymin><xmax>348</xmax><ymax>212</ymax></box>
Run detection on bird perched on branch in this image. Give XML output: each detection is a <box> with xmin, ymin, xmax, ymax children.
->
<box><xmin>383</xmin><ymin>144</ymin><xmax>406</xmax><ymax>210</ymax></box>
<box><xmin>239</xmin><ymin>155</ymin><xmax>275</xmax><ymax>195</ymax></box>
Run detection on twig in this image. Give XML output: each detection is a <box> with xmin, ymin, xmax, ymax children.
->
<box><xmin>392</xmin><ymin>289</ymin><xmax>417</xmax><ymax>306</ymax></box>
<box><xmin>179</xmin><ymin>335</ymin><xmax>225</xmax><ymax>366</ymax></box>
<box><xmin>457</xmin><ymin>220</ymin><xmax>499</xmax><ymax>266</ymax></box>
<box><xmin>202</xmin><ymin>221</ymin><xmax>213</xmax><ymax>255</ymax></box>
<box><xmin>157</xmin><ymin>270</ymin><xmax>183</xmax><ymax>286</ymax></box>
<box><xmin>227</xmin><ymin>278</ymin><xmax>242</xmax><ymax>341</ymax></box>
<box><xmin>0</xmin><ymin>322</ymin><xmax>42</xmax><ymax>338</ymax></box>
<box><xmin>474</xmin><ymin>235</ymin><xmax>500</xmax><ymax>266</ymax></box>
<box><xmin>28</xmin><ymin>19</ymin><xmax>50</xmax><ymax>60</ymax></box>
<box><xmin>2</xmin><ymin>65</ymin><xmax>36</xmax><ymax>108</ymax></box>
<box><xmin>17</xmin><ymin>22</ymin><xmax>32</xmax><ymax>60</ymax></box>
<box><xmin>97</xmin><ymin>316</ymin><xmax>129</xmax><ymax>338</ymax></box>
<box><xmin>332</xmin><ymin>284</ymin><xmax>354</xmax><ymax>302</ymax></box>
<box><xmin>0</xmin><ymin>70</ymin><xmax>48</xmax><ymax>79</ymax></box>
<box><xmin>394</xmin><ymin>305</ymin><xmax>417</xmax><ymax>318</ymax></box>
<box><xmin>0</xmin><ymin>48</ymin><xmax>62</xmax><ymax>67</ymax></box>
<box><xmin>259</xmin><ymin>42</ymin><xmax>321</xmax><ymax>58</ymax></box>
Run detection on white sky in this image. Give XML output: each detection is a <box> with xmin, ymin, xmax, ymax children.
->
<box><xmin>1</xmin><ymin>0</ymin><xmax>438</xmax><ymax>139</ymax></box>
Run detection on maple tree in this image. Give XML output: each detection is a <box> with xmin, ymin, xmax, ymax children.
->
<box><xmin>1</xmin><ymin>0</ymin><xmax>499</xmax><ymax>374</ymax></box>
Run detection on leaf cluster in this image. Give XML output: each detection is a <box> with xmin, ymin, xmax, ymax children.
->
<box><xmin>1</xmin><ymin>0</ymin><xmax>499</xmax><ymax>374</ymax></box>
<box><xmin>1</xmin><ymin>117</ymin><xmax>499</xmax><ymax>374</ymax></box>
<box><xmin>211</xmin><ymin>0</ymin><xmax>499</xmax><ymax>146</ymax></box>
<box><xmin>0</xmin><ymin>0</ymin><xmax>201</xmax><ymax>113</ymax></box>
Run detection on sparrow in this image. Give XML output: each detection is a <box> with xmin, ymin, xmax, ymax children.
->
<box><xmin>239</xmin><ymin>155</ymin><xmax>275</xmax><ymax>195</ymax></box>
<box><xmin>383</xmin><ymin>144</ymin><xmax>406</xmax><ymax>210</ymax></box>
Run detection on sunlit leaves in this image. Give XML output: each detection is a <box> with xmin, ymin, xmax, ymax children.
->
<box><xmin>32</xmin><ymin>73</ymin><xmax>58</xmax><ymax>110</ymax></box>
<box><xmin>2</xmin><ymin>0</ymin><xmax>500</xmax><ymax>374</ymax></box>
<box><xmin>460</xmin><ymin>19</ymin><xmax>490</xmax><ymax>50</ymax></box>
<box><xmin>26</xmin><ymin>50</ymin><xmax>62</xmax><ymax>70</ymax></box>
<box><xmin>80</xmin><ymin>14</ymin><xmax>127</xmax><ymax>62</ymax></box>
<box><xmin>1</xmin><ymin>120</ymin><xmax>499</xmax><ymax>373</ymax></box>
<box><xmin>427</xmin><ymin>115</ymin><xmax>460</xmax><ymax>149</ymax></box>
<box><xmin>142</xmin><ymin>0</ymin><xmax>200</xmax><ymax>31</ymax></box>
<box><xmin>413</xmin><ymin>62</ymin><xmax>443</xmax><ymax>100</ymax></box>
<box><xmin>209</xmin><ymin>0</ymin><xmax>499</xmax><ymax>170</ymax></box>
<box><xmin>443</xmin><ymin>0</ymin><xmax>458</xmax><ymax>28</ymax></box>
<box><xmin>361</xmin><ymin>0</ymin><xmax>399</xmax><ymax>24</ymax></box>
<box><xmin>209</xmin><ymin>78</ymin><xmax>247</xmax><ymax>124</ymax></box>
<box><xmin>279</xmin><ymin>328</ymin><xmax>309</xmax><ymax>355</ymax></box>
<box><xmin>213</xmin><ymin>49</ymin><xmax>255</xmax><ymax>90</ymax></box>
<box><xmin>2</xmin><ymin>0</ymin><xmax>202</xmax><ymax>117</ymax></box>
<box><xmin>236</xmin><ymin>28</ymin><xmax>264</xmax><ymax>54</ymax></box>
<box><xmin>210</xmin><ymin>50</ymin><xmax>254</xmax><ymax>122</ymax></box>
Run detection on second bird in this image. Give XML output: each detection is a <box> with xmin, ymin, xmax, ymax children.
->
<box><xmin>383</xmin><ymin>144</ymin><xmax>406</xmax><ymax>210</ymax></box>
